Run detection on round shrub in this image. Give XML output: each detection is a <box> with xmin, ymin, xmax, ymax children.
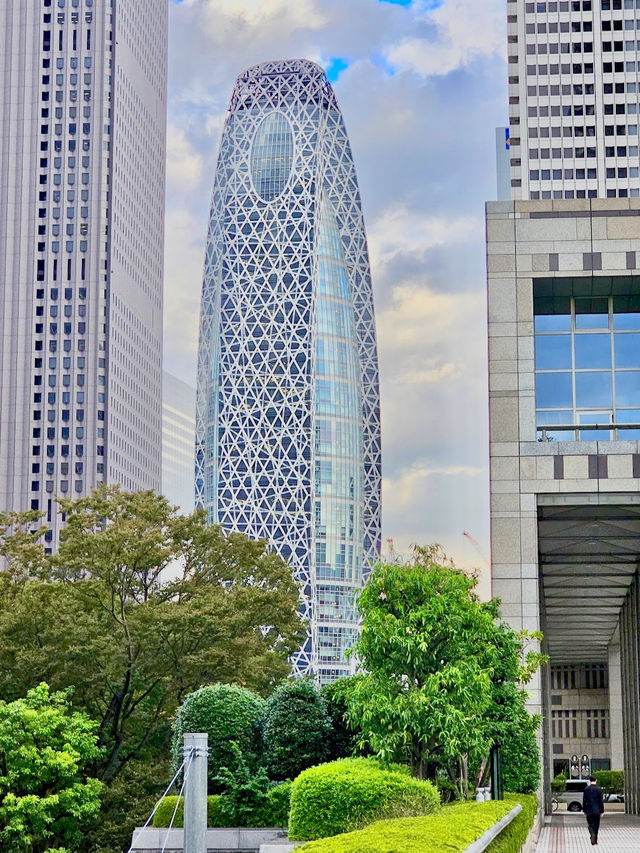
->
<box><xmin>171</xmin><ymin>684</ymin><xmax>266</xmax><ymax>791</ymax></box>
<box><xmin>263</xmin><ymin>679</ymin><xmax>332</xmax><ymax>781</ymax></box>
<box><xmin>288</xmin><ymin>758</ymin><xmax>440</xmax><ymax>841</ymax></box>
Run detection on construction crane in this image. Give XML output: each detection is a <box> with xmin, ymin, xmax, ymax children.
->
<box><xmin>462</xmin><ymin>531</ymin><xmax>490</xmax><ymax>568</ymax></box>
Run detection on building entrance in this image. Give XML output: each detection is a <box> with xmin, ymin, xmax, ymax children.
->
<box><xmin>538</xmin><ymin>497</ymin><xmax>640</xmax><ymax>812</ymax></box>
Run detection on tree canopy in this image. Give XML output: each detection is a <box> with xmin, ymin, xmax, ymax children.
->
<box><xmin>0</xmin><ymin>487</ymin><xmax>305</xmax><ymax>850</ymax></box>
<box><xmin>344</xmin><ymin>547</ymin><xmax>544</xmax><ymax>796</ymax></box>
<box><xmin>0</xmin><ymin>683</ymin><xmax>102</xmax><ymax>853</ymax></box>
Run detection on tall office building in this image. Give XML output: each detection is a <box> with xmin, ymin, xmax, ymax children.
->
<box><xmin>0</xmin><ymin>1</ymin><xmax>167</xmax><ymax>547</ymax></box>
<box><xmin>508</xmin><ymin>0</ymin><xmax>640</xmax><ymax>199</ymax></box>
<box><xmin>162</xmin><ymin>371</ymin><xmax>196</xmax><ymax>515</ymax></box>
<box><xmin>489</xmin><ymin>0</ymin><xmax>640</xmax><ymax>808</ymax></box>
<box><xmin>196</xmin><ymin>59</ymin><xmax>381</xmax><ymax>682</ymax></box>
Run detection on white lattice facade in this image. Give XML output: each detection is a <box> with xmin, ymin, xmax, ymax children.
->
<box><xmin>195</xmin><ymin>59</ymin><xmax>381</xmax><ymax>682</ymax></box>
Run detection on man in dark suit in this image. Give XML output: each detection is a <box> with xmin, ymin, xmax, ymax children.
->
<box><xmin>583</xmin><ymin>775</ymin><xmax>605</xmax><ymax>845</ymax></box>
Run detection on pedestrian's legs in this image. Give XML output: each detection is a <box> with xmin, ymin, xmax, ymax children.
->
<box><xmin>586</xmin><ymin>813</ymin><xmax>599</xmax><ymax>844</ymax></box>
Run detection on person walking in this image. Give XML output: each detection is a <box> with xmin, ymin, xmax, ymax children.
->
<box><xmin>582</xmin><ymin>775</ymin><xmax>605</xmax><ymax>845</ymax></box>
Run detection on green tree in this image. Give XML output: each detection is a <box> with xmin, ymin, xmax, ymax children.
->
<box><xmin>262</xmin><ymin>679</ymin><xmax>332</xmax><ymax>781</ymax></box>
<box><xmin>0</xmin><ymin>683</ymin><xmax>102</xmax><ymax>853</ymax></box>
<box><xmin>344</xmin><ymin>547</ymin><xmax>544</xmax><ymax>798</ymax></box>
<box><xmin>171</xmin><ymin>684</ymin><xmax>265</xmax><ymax>791</ymax></box>
<box><xmin>482</xmin><ymin>625</ymin><xmax>542</xmax><ymax>794</ymax></box>
<box><xmin>321</xmin><ymin>678</ymin><xmax>359</xmax><ymax>761</ymax></box>
<box><xmin>0</xmin><ymin>487</ymin><xmax>305</xmax><ymax>850</ymax></box>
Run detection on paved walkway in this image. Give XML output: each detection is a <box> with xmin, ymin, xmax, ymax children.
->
<box><xmin>536</xmin><ymin>814</ymin><xmax>640</xmax><ymax>852</ymax></box>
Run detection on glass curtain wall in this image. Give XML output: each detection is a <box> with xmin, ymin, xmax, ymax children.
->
<box><xmin>535</xmin><ymin>291</ymin><xmax>640</xmax><ymax>439</ymax></box>
<box><xmin>314</xmin><ymin>199</ymin><xmax>363</xmax><ymax>672</ymax></box>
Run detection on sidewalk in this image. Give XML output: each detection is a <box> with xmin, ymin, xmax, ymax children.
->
<box><xmin>536</xmin><ymin>814</ymin><xmax>640</xmax><ymax>852</ymax></box>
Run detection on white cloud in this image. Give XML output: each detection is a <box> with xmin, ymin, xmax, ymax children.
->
<box><xmin>166</xmin><ymin>124</ymin><xmax>204</xmax><ymax>197</ymax></box>
<box><xmin>163</xmin><ymin>207</ymin><xmax>205</xmax><ymax>376</ymax></box>
<box><xmin>368</xmin><ymin>206</ymin><xmax>480</xmax><ymax>273</ymax></box>
<box><xmin>190</xmin><ymin>0</ymin><xmax>328</xmax><ymax>43</ymax></box>
<box><xmin>386</xmin><ymin>0</ymin><xmax>506</xmax><ymax>77</ymax></box>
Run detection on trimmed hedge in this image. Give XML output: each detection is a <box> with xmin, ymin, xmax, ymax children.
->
<box><xmin>288</xmin><ymin>758</ymin><xmax>440</xmax><ymax>842</ymax></box>
<box><xmin>152</xmin><ymin>781</ymin><xmax>291</xmax><ymax>828</ymax></box>
<box><xmin>298</xmin><ymin>794</ymin><xmax>537</xmax><ymax>853</ymax></box>
<box><xmin>486</xmin><ymin>794</ymin><xmax>537</xmax><ymax>853</ymax></box>
<box><xmin>170</xmin><ymin>684</ymin><xmax>265</xmax><ymax>791</ymax></box>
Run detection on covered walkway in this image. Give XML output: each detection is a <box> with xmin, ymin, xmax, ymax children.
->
<box><xmin>536</xmin><ymin>814</ymin><xmax>640</xmax><ymax>852</ymax></box>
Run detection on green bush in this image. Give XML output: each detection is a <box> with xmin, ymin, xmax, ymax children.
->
<box><xmin>321</xmin><ymin>678</ymin><xmax>359</xmax><ymax>760</ymax></box>
<box><xmin>265</xmin><ymin>780</ymin><xmax>292</xmax><ymax>825</ymax></box>
<box><xmin>595</xmin><ymin>770</ymin><xmax>624</xmax><ymax>797</ymax></box>
<box><xmin>486</xmin><ymin>794</ymin><xmax>537</xmax><ymax>853</ymax></box>
<box><xmin>263</xmin><ymin>679</ymin><xmax>332</xmax><ymax>781</ymax></box>
<box><xmin>288</xmin><ymin>758</ymin><xmax>440</xmax><ymax>841</ymax></box>
<box><xmin>152</xmin><ymin>795</ymin><xmax>233</xmax><ymax>829</ymax></box>
<box><xmin>499</xmin><ymin>711</ymin><xmax>540</xmax><ymax>794</ymax></box>
<box><xmin>171</xmin><ymin>684</ymin><xmax>266</xmax><ymax>791</ymax></box>
<box><xmin>436</xmin><ymin>777</ymin><xmax>459</xmax><ymax>804</ymax></box>
<box><xmin>152</xmin><ymin>781</ymin><xmax>291</xmax><ymax>828</ymax></box>
<box><xmin>297</xmin><ymin>794</ymin><xmax>536</xmax><ymax>853</ymax></box>
<box><xmin>551</xmin><ymin>773</ymin><xmax>567</xmax><ymax>794</ymax></box>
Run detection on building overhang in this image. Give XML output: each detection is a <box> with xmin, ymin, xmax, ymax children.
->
<box><xmin>538</xmin><ymin>493</ymin><xmax>640</xmax><ymax>663</ymax></box>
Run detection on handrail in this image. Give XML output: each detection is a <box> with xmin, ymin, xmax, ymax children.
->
<box><xmin>538</xmin><ymin>422</ymin><xmax>640</xmax><ymax>440</ymax></box>
<box><xmin>463</xmin><ymin>804</ymin><xmax>523</xmax><ymax>853</ymax></box>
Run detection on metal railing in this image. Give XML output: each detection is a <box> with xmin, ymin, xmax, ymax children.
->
<box><xmin>537</xmin><ymin>422</ymin><xmax>640</xmax><ymax>441</ymax></box>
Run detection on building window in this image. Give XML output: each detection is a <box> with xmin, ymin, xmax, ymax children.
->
<box><xmin>585</xmin><ymin>710</ymin><xmax>609</xmax><ymax>739</ymax></box>
<box><xmin>552</xmin><ymin>710</ymin><xmax>578</xmax><ymax>739</ymax></box>
<box><xmin>535</xmin><ymin>281</ymin><xmax>640</xmax><ymax>440</ymax></box>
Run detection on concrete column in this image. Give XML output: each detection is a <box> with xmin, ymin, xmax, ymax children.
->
<box><xmin>184</xmin><ymin>733</ymin><xmax>208</xmax><ymax>853</ymax></box>
<box><xmin>608</xmin><ymin>625</ymin><xmax>624</xmax><ymax>772</ymax></box>
<box><xmin>620</xmin><ymin>576</ymin><xmax>640</xmax><ymax>815</ymax></box>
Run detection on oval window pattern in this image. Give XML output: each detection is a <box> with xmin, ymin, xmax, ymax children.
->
<box><xmin>250</xmin><ymin>112</ymin><xmax>294</xmax><ymax>202</ymax></box>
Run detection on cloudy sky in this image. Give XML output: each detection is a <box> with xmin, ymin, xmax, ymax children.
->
<box><xmin>163</xmin><ymin>0</ymin><xmax>508</xmax><ymax>584</ymax></box>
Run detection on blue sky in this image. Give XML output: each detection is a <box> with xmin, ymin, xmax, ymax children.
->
<box><xmin>163</xmin><ymin>0</ymin><xmax>507</xmax><ymax>585</ymax></box>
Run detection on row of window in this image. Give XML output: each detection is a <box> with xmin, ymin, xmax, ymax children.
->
<box><xmin>34</xmin><ymin>481</ymin><xmax>85</xmax><ymax>494</ymax></box>
<box><xmin>551</xmin><ymin>709</ymin><xmax>609</xmax><ymax>740</ymax></box>
<box><xmin>529</xmin><ymin>145</ymin><xmax>636</xmax><ymax>158</ymax></box>
<box><xmin>531</xmin><ymin>187</ymin><xmax>640</xmax><ymax>195</ymax></box>
<box><xmin>44</xmin><ymin>1</ymin><xmax>96</xmax><ymax>8</ymax></box>
<box><xmin>531</xmin><ymin>166</ymin><xmax>639</xmax><ymax>177</ymax></box>
<box><xmin>527</xmin><ymin>83</ymin><xmax>594</xmax><ymax>93</ymax></box>
<box><xmin>43</xmin><ymin>29</ymin><xmax>93</xmax><ymax>52</ymax></box>
<box><xmin>526</xmin><ymin>41</ymin><xmax>594</xmax><ymax>53</ymax></box>
<box><xmin>525</xmin><ymin>1</ymin><xmax>593</xmax><ymax>10</ymax></box>
<box><xmin>525</xmin><ymin>0</ymin><xmax>640</xmax><ymax>10</ymax></box>
<box><xmin>530</xmin><ymin>168</ymin><xmax>602</xmax><ymax>178</ymax></box>
<box><xmin>528</xmin><ymin>38</ymin><xmax>640</xmax><ymax>52</ymax></box>
<box><xmin>530</xmin><ymin>146</ymin><xmax>597</xmax><ymax>158</ymax></box>
<box><xmin>551</xmin><ymin>664</ymin><xmax>608</xmax><ymax>691</ymax></box>
<box><xmin>526</xmin><ymin>20</ymin><xmax>594</xmax><ymax>32</ymax></box>
<box><xmin>525</xmin><ymin>60</ymin><xmax>640</xmax><ymax>73</ymax></box>
<box><xmin>50</xmin><ymin>11</ymin><xmax>93</xmax><ymax>22</ymax></box>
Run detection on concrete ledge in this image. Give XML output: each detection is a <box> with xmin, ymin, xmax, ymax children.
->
<box><xmin>463</xmin><ymin>804</ymin><xmax>522</xmax><ymax>853</ymax></box>
<box><xmin>130</xmin><ymin>826</ymin><xmax>289</xmax><ymax>852</ymax></box>
<box><xmin>258</xmin><ymin>844</ymin><xmax>303</xmax><ymax>853</ymax></box>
